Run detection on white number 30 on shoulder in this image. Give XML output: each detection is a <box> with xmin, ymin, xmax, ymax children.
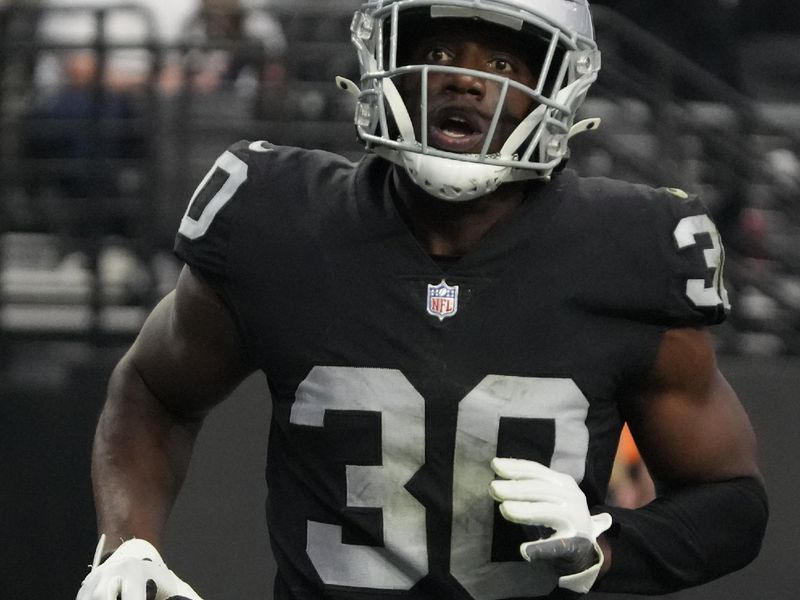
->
<box><xmin>179</xmin><ymin>151</ymin><xmax>249</xmax><ymax>240</ymax></box>
<box><xmin>673</xmin><ymin>214</ymin><xmax>731</xmax><ymax>310</ymax></box>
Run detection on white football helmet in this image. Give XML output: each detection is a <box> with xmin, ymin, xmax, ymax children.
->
<box><xmin>337</xmin><ymin>0</ymin><xmax>601</xmax><ymax>201</ymax></box>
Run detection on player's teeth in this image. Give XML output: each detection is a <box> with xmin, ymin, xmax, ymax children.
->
<box><xmin>442</xmin><ymin>118</ymin><xmax>472</xmax><ymax>137</ymax></box>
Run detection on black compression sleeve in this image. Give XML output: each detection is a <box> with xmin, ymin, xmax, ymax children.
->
<box><xmin>594</xmin><ymin>476</ymin><xmax>768</xmax><ymax>594</ymax></box>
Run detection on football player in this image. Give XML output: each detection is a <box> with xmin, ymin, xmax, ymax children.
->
<box><xmin>77</xmin><ymin>1</ymin><xmax>767</xmax><ymax>599</ymax></box>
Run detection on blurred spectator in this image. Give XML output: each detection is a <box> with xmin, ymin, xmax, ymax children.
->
<box><xmin>23</xmin><ymin>50</ymin><xmax>146</xmax><ymax>237</ymax></box>
<box><xmin>34</xmin><ymin>1</ymin><xmax>161</xmax><ymax>92</ymax></box>
<box><xmin>178</xmin><ymin>0</ymin><xmax>287</xmax><ymax>98</ymax></box>
<box><xmin>766</xmin><ymin>147</ymin><xmax>800</xmax><ymax>195</ymax></box>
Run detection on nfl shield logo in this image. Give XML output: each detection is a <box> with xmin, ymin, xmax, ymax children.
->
<box><xmin>427</xmin><ymin>280</ymin><xmax>459</xmax><ymax>320</ymax></box>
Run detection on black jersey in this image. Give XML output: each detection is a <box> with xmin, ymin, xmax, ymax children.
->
<box><xmin>174</xmin><ymin>140</ymin><xmax>728</xmax><ymax>600</ymax></box>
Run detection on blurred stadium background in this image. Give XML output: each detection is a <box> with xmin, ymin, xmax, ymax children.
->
<box><xmin>1</xmin><ymin>0</ymin><xmax>798</xmax><ymax>598</ymax></box>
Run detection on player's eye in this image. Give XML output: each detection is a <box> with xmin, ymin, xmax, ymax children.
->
<box><xmin>425</xmin><ymin>48</ymin><xmax>451</xmax><ymax>63</ymax></box>
<box><xmin>490</xmin><ymin>58</ymin><xmax>514</xmax><ymax>72</ymax></box>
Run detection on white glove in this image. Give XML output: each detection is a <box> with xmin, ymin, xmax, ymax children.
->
<box><xmin>76</xmin><ymin>534</ymin><xmax>204</xmax><ymax>600</ymax></box>
<box><xmin>490</xmin><ymin>458</ymin><xmax>613</xmax><ymax>594</ymax></box>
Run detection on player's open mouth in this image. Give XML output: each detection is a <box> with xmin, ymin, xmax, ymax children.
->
<box><xmin>428</xmin><ymin>109</ymin><xmax>488</xmax><ymax>153</ymax></box>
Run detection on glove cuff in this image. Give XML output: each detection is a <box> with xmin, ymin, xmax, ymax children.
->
<box><xmin>89</xmin><ymin>534</ymin><xmax>165</xmax><ymax>569</ymax></box>
<box><xmin>109</xmin><ymin>538</ymin><xmax>164</xmax><ymax>563</ymax></box>
<box><xmin>558</xmin><ymin>539</ymin><xmax>604</xmax><ymax>594</ymax></box>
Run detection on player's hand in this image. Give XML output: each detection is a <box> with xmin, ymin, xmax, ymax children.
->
<box><xmin>76</xmin><ymin>534</ymin><xmax>203</xmax><ymax>600</ymax></box>
<box><xmin>490</xmin><ymin>457</ymin><xmax>613</xmax><ymax>594</ymax></box>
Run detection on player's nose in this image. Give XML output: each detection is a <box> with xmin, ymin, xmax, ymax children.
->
<box><xmin>434</xmin><ymin>45</ymin><xmax>488</xmax><ymax>98</ymax></box>
<box><xmin>442</xmin><ymin>68</ymin><xmax>486</xmax><ymax>98</ymax></box>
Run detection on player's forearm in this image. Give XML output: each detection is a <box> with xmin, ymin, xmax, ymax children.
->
<box><xmin>91</xmin><ymin>358</ymin><xmax>202</xmax><ymax>551</ymax></box>
<box><xmin>594</xmin><ymin>476</ymin><xmax>768</xmax><ymax>594</ymax></box>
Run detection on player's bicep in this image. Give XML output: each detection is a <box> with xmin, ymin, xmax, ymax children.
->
<box><xmin>124</xmin><ymin>265</ymin><xmax>254</xmax><ymax>419</ymax></box>
<box><xmin>623</xmin><ymin>328</ymin><xmax>760</xmax><ymax>486</ymax></box>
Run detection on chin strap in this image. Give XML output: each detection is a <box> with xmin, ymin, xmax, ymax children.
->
<box><xmin>336</xmin><ymin>49</ymin><xmax>417</xmax><ymax>145</ymax></box>
<box><xmin>500</xmin><ymin>78</ymin><xmax>599</xmax><ymax>158</ymax></box>
<box><xmin>335</xmin><ymin>74</ymin><xmax>409</xmax><ymax>168</ymax></box>
<box><xmin>382</xmin><ymin>77</ymin><xmax>416</xmax><ymax>143</ymax></box>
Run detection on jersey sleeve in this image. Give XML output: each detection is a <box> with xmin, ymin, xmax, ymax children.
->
<box><xmin>570</xmin><ymin>175</ymin><xmax>730</xmax><ymax>330</ymax></box>
<box><xmin>173</xmin><ymin>138</ymin><xmax>355</xmax><ymax>282</ymax></box>
<box><xmin>650</xmin><ymin>186</ymin><xmax>729</xmax><ymax>327</ymax></box>
<box><xmin>174</xmin><ymin>142</ymin><xmax>250</xmax><ymax>280</ymax></box>
<box><xmin>173</xmin><ymin>139</ymin><xmax>266</xmax><ymax>281</ymax></box>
